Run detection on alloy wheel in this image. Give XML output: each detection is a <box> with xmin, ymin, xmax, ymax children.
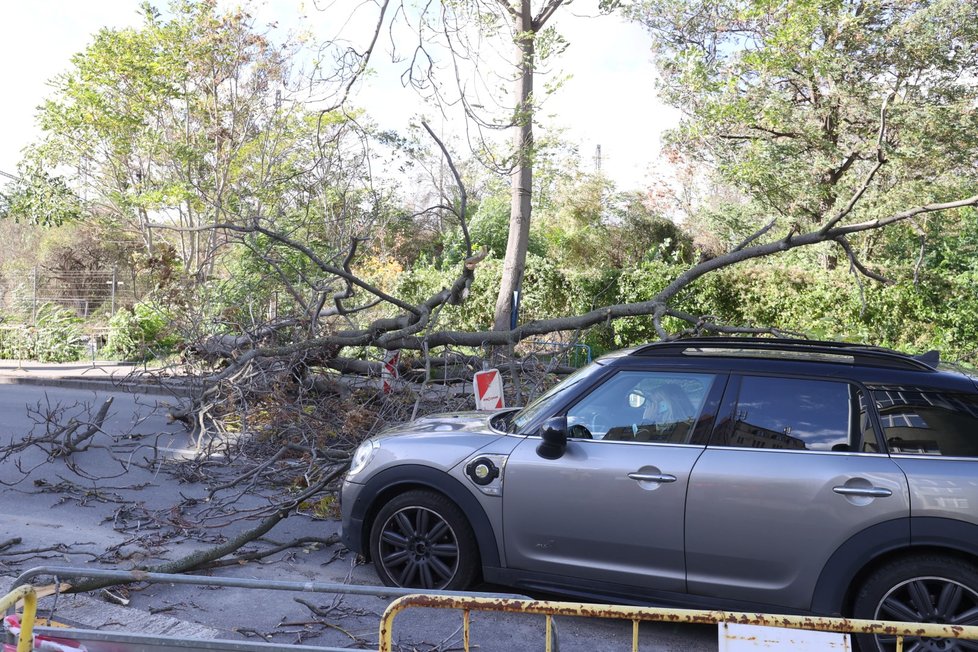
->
<box><xmin>871</xmin><ymin>577</ymin><xmax>978</xmax><ymax>652</ymax></box>
<box><xmin>377</xmin><ymin>505</ymin><xmax>460</xmax><ymax>589</ymax></box>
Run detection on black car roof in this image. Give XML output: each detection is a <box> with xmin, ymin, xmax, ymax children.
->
<box><xmin>602</xmin><ymin>337</ymin><xmax>976</xmax><ymax>393</ymax></box>
<box><xmin>632</xmin><ymin>337</ymin><xmax>932</xmax><ymax>369</ymax></box>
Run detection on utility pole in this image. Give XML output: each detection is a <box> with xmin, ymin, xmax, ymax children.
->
<box><xmin>594</xmin><ymin>144</ymin><xmax>602</xmax><ymax>173</ymax></box>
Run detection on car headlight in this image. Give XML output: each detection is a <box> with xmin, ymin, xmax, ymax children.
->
<box><xmin>348</xmin><ymin>439</ymin><xmax>379</xmax><ymax>478</ymax></box>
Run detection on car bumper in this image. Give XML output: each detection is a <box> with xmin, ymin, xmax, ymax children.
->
<box><xmin>339</xmin><ymin>478</ymin><xmax>365</xmax><ymax>554</ymax></box>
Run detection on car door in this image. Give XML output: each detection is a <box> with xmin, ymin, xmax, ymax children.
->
<box><xmin>684</xmin><ymin>375</ymin><xmax>911</xmax><ymax>610</ymax></box>
<box><xmin>503</xmin><ymin>369</ymin><xmax>724</xmax><ymax>592</ymax></box>
<box><xmin>872</xmin><ymin>386</ymin><xmax>978</xmax><ymax>535</ymax></box>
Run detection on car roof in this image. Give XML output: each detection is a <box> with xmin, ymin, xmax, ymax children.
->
<box><xmin>596</xmin><ymin>337</ymin><xmax>976</xmax><ymax>393</ymax></box>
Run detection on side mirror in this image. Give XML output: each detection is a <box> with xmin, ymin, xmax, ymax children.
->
<box><xmin>537</xmin><ymin>416</ymin><xmax>568</xmax><ymax>460</ymax></box>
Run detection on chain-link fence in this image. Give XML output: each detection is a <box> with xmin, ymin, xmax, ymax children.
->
<box><xmin>0</xmin><ymin>267</ymin><xmax>147</xmax><ymax>324</ymax></box>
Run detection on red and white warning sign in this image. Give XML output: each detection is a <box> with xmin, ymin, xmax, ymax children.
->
<box><xmin>382</xmin><ymin>350</ymin><xmax>400</xmax><ymax>394</ymax></box>
<box><xmin>473</xmin><ymin>368</ymin><xmax>505</xmax><ymax>410</ymax></box>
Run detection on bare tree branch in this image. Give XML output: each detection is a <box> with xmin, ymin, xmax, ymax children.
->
<box><xmin>533</xmin><ymin>0</ymin><xmax>566</xmax><ymax>29</ymax></box>
<box><xmin>322</xmin><ymin>0</ymin><xmax>393</xmax><ymax>113</ymax></box>
<box><xmin>422</xmin><ymin>120</ymin><xmax>471</xmax><ymax>258</ymax></box>
<box><xmin>835</xmin><ymin>236</ymin><xmax>893</xmax><ymax>285</ymax></box>
<box><xmin>733</xmin><ymin>218</ymin><xmax>777</xmax><ymax>253</ymax></box>
<box><xmin>819</xmin><ymin>92</ymin><xmax>895</xmax><ymax>234</ymax></box>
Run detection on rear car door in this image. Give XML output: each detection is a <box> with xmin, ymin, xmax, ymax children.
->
<box><xmin>684</xmin><ymin>374</ymin><xmax>911</xmax><ymax>610</ymax></box>
<box><xmin>873</xmin><ymin>386</ymin><xmax>978</xmax><ymax>539</ymax></box>
<box><xmin>504</xmin><ymin>369</ymin><xmax>724</xmax><ymax>593</ymax></box>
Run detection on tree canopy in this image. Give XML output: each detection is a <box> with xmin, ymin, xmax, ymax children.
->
<box><xmin>4</xmin><ymin>0</ymin><xmax>978</xmax><ymax>369</ymax></box>
<box><xmin>32</xmin><ymin>0</ymin><xmax>378</xmax><ymax>282</ymax></box>
<box><xmin>630</xmin><ymin>0</ymin><xmax>978</xmax><ymax>245</ymax></box>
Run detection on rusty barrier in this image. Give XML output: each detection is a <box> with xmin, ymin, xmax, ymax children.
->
<box><xmin>379</xmin><ymin>593</ymin><xmax>978</xmax><ymax>652</ymax></box>
<box><xmin>0</xmin><ymin>585</ymin><xmax>37</xmax><ymax>652</ymax></box>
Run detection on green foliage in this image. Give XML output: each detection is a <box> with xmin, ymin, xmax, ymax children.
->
<box><xmin>0</xmin><ymin>304</ymin><xmax>85</xmax><ymax>362</ymax></box>
<box><xmin>468</xmin><ymin>195</ymin><xmax>520</xmax><ymax>259</ymax></box>
<box><xmin>31</xmin><ymin>0</ymin><xmax>362</xmax><ymax>282</ymax></box>
<box><xmin>441</xmin><ymin>194</ymin><xmax>548</xmax><ymax>266</ymax></box>
<box><xmin>397</xmin><ymin>254</ymin><xmax>576</xmax><ymax>334</ymax></box>
<box><xmin>33</xmin><ymin>304</ymin><xmax>87</xmax><ymax>362</ymax></box>
<box><xmin>607</xmin><ymin>192</ymin><xmax>694</xmax><ymax>266</ymax></box>
<box><xmin>103</xmin><ymin>301</ymin><xmax>179</xmax><ymax>361</ymax></box>
<box><xmin>0</xmin><ymin>162</ymin><xmax>82</xmax><ymax>226</ymax></box>
<box><xmin>629</xmin><ymin>0</ymin><xmax>978</xmax><ymax>226</ymax></box>
<box><xmin>614</xmin><ymin>260</ymin><xmax>978</xmax><ymax>363</ymax></box>
<box><xmin>397</xmin><ymin>242</ymin><xmax>978</xmax><ymax>365</ymax></box>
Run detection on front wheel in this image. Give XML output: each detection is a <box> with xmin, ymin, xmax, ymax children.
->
<box><xmin>853</xmin><ymin>555</ymin><xmax>978</xmax><ymax>652</ymax></box>
<box><xmin>368</xmin><ymin>490</ymin><xmax>479</xmax><ymax>590</ymax></box>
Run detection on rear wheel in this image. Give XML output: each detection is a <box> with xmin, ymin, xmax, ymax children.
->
<box><xmin>368</xmin><ymin>490</ymin><xmax>479</xmax><ymax>590</ymax></box>
<box><xmin>853</xmin><ymin>555</ymin><xmax>978</xmax><ymax>652</ymax></box>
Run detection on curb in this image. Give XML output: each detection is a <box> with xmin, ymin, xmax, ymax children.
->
<box><xmin>0</xmin><ymin>375</ymin><xmax>193</xmax><ymax>397</ymax></box>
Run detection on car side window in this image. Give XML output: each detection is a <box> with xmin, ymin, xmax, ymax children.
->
<box><xmin>717</xmin><ymin>376</ymin><xmax>871</xmax><ymax>452</ymax></box>
<box><xmin>873</xmin><ymin>388</ymin><xmax>978</xmax><ymax>457</ymax></box>
<box><xmin>565</xmin><ymin>371</ymin><xmax>716</xmax><ymax>443</ymax></box>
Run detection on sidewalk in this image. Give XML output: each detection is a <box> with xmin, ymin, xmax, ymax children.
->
<box><xmin>0</xmin><ymin>360</ymin><xmax>193</xmax><ymax>395</ymax></box>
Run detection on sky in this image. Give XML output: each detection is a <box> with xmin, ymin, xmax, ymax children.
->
<box><xmin>0</xmin><ymin>0</ymin><xmax>678</xmax><ymax>191</ymax></box>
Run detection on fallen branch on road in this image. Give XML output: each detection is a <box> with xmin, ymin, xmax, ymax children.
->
<box><xmin>63</xmin><ymin>463</ymin><xmax>349</xmax><ymax>594</ymax></box>
<box><xmin>201</xmin><ymin>534</ymin><xmax>341</xmax><ymax>570</ymax></box>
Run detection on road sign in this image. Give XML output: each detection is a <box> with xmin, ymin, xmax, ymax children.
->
<box><xmin>473</xmin><ymin>369</ymin><xmax>505</xmax><ymax>410</ymax></box>
<box><xmin>382</xmin><ymin>350</ymin><xmax>400</xmax><ymax>394</ymax></box>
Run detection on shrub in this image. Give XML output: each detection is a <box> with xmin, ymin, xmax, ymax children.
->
<box><xmin>103</xmin><ymin>301</ymin><xmax>179</xmax><ymax>361</ymax></box>
<box><xmin>0</xmin><ymin>303</ymin><xmax>86</xmax><ymax>362</ymax></box>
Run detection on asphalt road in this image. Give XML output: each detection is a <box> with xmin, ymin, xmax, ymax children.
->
<box><xmin>0</xmin><ymin>381</ymin><xmax>718</xmax><ymax>651</ymax></box>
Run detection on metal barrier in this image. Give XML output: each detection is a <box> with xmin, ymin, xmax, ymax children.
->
<box><xmin>11</xmin><ymin>565</ymin><xmax>525</xmax><ymax>603</ymax></box>
<box><xmin>0</xmin><ymin>585</ymin><xmax>37</xmax><ymax>652</ymax></box>
<box><xmin>8</xmin><ymin>566</ymin><xmax>542</xmax><ymax>652</ymax></box>
<box><xmin>379</xmin><ymin>593</ymin><xmax>978</xmax><ymax>652</ymax></box>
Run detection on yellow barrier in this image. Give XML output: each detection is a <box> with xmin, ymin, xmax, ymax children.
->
<box><xmin>379</xmin><ymin>593</ymin><xmax>978</xmax><ymax>652</ymax></box>
<box><xmin>0</xmin><ymin>585</ymin><xmax>37</xmax><ymax>652</ymax></box>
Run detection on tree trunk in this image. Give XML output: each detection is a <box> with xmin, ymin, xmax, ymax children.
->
<box><xmin>493</xmin><ymin>0</ymin><xmax>534</xmax><ymax>331</ymax></box>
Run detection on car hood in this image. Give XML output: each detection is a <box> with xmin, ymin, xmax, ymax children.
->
<box><xmin>376</xmin><ymin>410</ymin><xmax>512</xmax><ymax>439</ymax></box>
<box><xmin>361</xmin><ymin>409</ymin><xmax>521</xmax><ymax>475</ymax></box>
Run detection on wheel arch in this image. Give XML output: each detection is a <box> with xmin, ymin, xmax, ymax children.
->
<box><xmin>353</xmin><ymin>464</ymin><xmax>501</xmax><ymax>569</ymax></box>
<box><xmin>812</xmin><ymin>517</ymin><xmax>978</xmax><ymax>616</ymax></box>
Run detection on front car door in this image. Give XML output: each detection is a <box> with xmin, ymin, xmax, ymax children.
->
<box><xmin>684</xmin><ymin>374</ymin><xmax>911</xmax><ymax>610</ymax></box>
<box><xmin>503</xmin><ymin>368</ymin><xmax>724</xmax><ymax>593</ymax></box>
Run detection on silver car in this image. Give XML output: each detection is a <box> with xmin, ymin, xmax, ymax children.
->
<box><xmin>341</xmin><ymin>338</ymin><xmax>978</xmax><ymax>651</ymax></box>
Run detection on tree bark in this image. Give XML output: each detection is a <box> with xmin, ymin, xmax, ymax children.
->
<box><xmin>493</xmin><ymin>0</ymin><xmax>535</xmax><ymax>331</ymax></box>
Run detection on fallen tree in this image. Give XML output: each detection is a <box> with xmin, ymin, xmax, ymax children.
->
<box><xmin>5</xmin><ymin>0</ymin><xmax>975</xmax><ymax>611</ymax></box>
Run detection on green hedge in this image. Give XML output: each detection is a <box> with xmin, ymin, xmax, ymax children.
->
<box><xmin>396</xmin><ymin>257</ymin><xmax>978</xmax><ymax>363</ymax></box>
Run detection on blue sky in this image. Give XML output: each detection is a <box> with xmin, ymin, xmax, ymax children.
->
<box><xmin>0</xmin><ymin>0</ymin><xmax>676</xmax><ymax>191</ymax></box>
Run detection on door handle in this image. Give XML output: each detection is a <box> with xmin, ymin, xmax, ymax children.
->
<box><xmin>833</xmin><ymin>486</ymin><xmax>892</xmax><ymax>498</ymax></box>
<box><xmin>628</xmin><ymin>472</ymin><xmax>677</xmax><ymax>484</ymax></box>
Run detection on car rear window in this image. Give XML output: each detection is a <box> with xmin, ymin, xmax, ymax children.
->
<box><xmin>874</xmin><ymin>389</ymin><xmax>978</xmax><ymax>457</ymax></box>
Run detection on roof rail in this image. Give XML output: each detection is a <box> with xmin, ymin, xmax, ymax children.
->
<box><xmin>632</xmin><ymin>337</ymin><xmax>935</xmax><ymax>371</ymax></box>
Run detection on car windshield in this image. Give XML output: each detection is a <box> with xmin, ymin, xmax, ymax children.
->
<box><xmin>509</xmin><ymin>362</ymin><xmax>606</xmax><ymax>432</ymax></box>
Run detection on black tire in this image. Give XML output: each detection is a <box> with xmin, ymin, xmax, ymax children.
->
<box><xmin>853</xmin><ymin>555</ymin><xmax>978</xmax><ymax>652</ymax></box>
<box><xmin>368</xmin><ymin>489</ymin><xmax>479</xmax><ymax>590</ymax></box>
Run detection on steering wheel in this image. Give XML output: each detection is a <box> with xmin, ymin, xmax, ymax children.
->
<box><xmin>589</xmin><ymin>411</ymin><xmax>613</xmax><ymax>437</ymax></box>
<box><xmin>568</xmin><ymin>423</ymin><xmax>593</xmax><ymax>439</ymax></box>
